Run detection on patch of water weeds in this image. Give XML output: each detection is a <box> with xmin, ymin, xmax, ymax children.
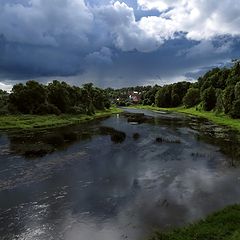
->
<box><xmin>99</xmin><ymin>126</ymin><xmax>126</xmax><ymax>143</ymax></box>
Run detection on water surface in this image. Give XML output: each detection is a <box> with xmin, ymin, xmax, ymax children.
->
<box><xmin>0</xmin><ymin>109</ymin><xmax>240</xmax><ymax>240</ymax></box>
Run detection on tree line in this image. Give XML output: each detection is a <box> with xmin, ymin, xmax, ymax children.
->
<box><xmin>0</xmin><ymin>81</ymin><xmax>110</xmax><ymax>115</ymax></box>
<box><xmin>0</xmin><ymin>61</ymin><xmax>240</xmax><ymax>118</ymax></box>
<box><xmin>140</xmin><ymin>61</ymin><xmax>240</xmax><ymax>118</ymax></box>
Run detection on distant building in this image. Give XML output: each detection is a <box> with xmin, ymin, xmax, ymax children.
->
<box><xmin>129</xmin><ymin>92</ymin><xmax>141</xmax><ymax>104</ymax></box>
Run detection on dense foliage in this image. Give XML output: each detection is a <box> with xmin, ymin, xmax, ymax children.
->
<box><xmin>1</xmin><ymin>81</ymin><xmax>110</xmax><ymax>115</ymax></box>
<box><xmin>146</xmin><ymin>61</ymin><xmax>240</xmax><ymax>119</ymax></box>
<box><xmin>155</xmin><ymin>81</ymin><xmax>191</xmax><ymax>108</ymax></box>
<box><xmin>0</xmin><ymin>89</ymin><xmax>9</xmax><ymax>114</ymax></box>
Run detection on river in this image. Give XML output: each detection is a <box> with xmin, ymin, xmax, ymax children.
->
<box><xmin>0</xmin><ymin>108</ymin><xmax>240</xmax><ymax>240</ymax></box>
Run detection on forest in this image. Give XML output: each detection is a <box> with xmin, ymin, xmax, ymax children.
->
<box><xmin>0</xmin><ymin>81</ymin><xmax>110</xmax><ymax>115</ymax></box>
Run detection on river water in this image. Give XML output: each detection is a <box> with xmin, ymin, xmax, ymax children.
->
<box><xmin>0</xmin><ymin>109</ymin><xmax>240</xmax><ymax>240</ymax></box>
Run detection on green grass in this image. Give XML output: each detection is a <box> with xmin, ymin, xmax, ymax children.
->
<box><xmin>128</xmin><ymin>105</ymin><xmax>240</xmax><ymax>132</ymax></box>
<box><xmin>0</xmin><ymin>107</ymin><xmax>122</xmax><ymax>130</ymax></box>
<box><xmin>149</xmin><ymin>205</ymin><xmax>240</xmax><ymax>240</ymax></box>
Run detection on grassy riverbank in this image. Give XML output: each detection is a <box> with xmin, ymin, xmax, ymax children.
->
<box><xmin>0</xmin><ymin>107</ymin><xmax>122</xmax><ymax>130</ymax></box>
<box><xmin>150</xmin><ymin>204</ymin><xmax>240</xmax><ymax>240</ymax></box>
<box><xmin>129</xmin><ymin>105</ymin><xmax>240</xmax><ymax>132</ymax></box>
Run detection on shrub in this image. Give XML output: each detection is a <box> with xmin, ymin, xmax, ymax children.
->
<box><xmin>68</xmin><ymin>106</ymin><xmax>85</xmax><ymax>114</ymax></box>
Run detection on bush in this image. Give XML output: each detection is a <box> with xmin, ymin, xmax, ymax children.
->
<box><xmin>0</xmin><ymin>105</ymin><xmax>9</xmax><ymax>115</ymax></box>
<box><xmin>35</xmin><ymin>104</ymin><xmax>50</xmax><ymax>115</ymax></box>
<box><xmin>143</xmin><ymin>99</ymin><xmax>152</xmax><ymax>105</ymax></box>
<box><xmin>104</xmin><ymin>101</ymin><xmax>111</xmax><ymax>109</ymax></box>
<box><xmin>87</xmin><ymin>102</ymin><xmax>95</xmax><ymax>115</ymax></box>
<box><xmin>8</xmin><ymin>103</ymin><xmax>19</xmax><ymax>114</ymax></box>
<box><xmin>68</xmin><ymin>106</ymin><xmax>85</xmax><ymax>114</ymax></box>
<box><xmin>48</xmin><ymin>104</ymin><xmax>61</xmax><ymax>115</ymax></box>
<box><xmin>117</xmin><ymin>101</ymin><xmax>126</xmax><ymax>107</ymax></box>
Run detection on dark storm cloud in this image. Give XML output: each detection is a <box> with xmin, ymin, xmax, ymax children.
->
<box><xmin>0</xmin><ymin>35</ymin><xmax>85</xmax><ymax>79</ymax></box>
<box><xmin>0</xmin><ymin>0</ymin><xmax>240</xmax><ymax>89</ymax></box>
<box><xmin>74</xmin><ymin>37</ymin><xmax>240</xmax><ymax>88</ymax></box>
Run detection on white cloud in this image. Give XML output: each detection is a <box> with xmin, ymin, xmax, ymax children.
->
<box><xmin>137</xmin><ymin>0</ymin><xmax>240</xmax><ymax>41</ymax></box>
<box><xmin>96</xmin><ymin>1</ymin><xmax>164</xmax><ymax>52</ymax></box>
<box><xmin>137</xmin><ymin>0</ymin><xmax>177</xmax><ymax>11</ymax></box>
<box><xmin>1</xmin><ymin>0</ymin><xmax>239</xmax><ymax>53</ymax></box>
<box><xmin>95</xmin><ymin>1</ymin><xmax>180</xmax><ymax>52</ymax></box>
<box><xmin>93</xmin><ymin>0</ymin><xmax>240</xmax><ymax>52</ymax></box>
<box><xmin>0</xmin><ymin>82</ymin><xmax>12</xmax><ymax>92</ymax></box>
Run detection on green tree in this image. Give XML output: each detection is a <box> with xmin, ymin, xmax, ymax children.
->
<box><xmin>155</xmin><ymin>85</ymin><xmax>172</xmax><ymax>107</ymax></box>
<box><xmin>9</xmin><ymin>81</ymin><xmax>46</xmax><ymax>114</ymax></box>
<box><xmin>230</xmin><ymin>100</ymin><xmax>240</xmax><ymax>118</ymax></box>
<box><xmin>223</xmin><ymin>85</ymin><xmax>235</xmax><ymax>114</ymax></box>
<box><xmin>25</xmin><ymin>80</ymin><xmax>47</xmax><ymax>114</ymax></box>
<box><xmin>171</xmin><ymin>81</ymin><xmax>191</xmax><ymax>105</ymax></box>
<box><xmin>235</xmin><ymin>82</ymin><xmax>240</xmax><ymax>100</ymax></box>
<box><xmin>171</xmin><ymin>94</ymin><xmax>181</xmax><ymax>107</ymax></box>
<box><xmin>82</xmin><ymin>83</ymin><xmax>95</xmax><ymax>115</ymax></box>
<box><xmin>47</xmin><ymin>80</ymin><xmax>70</xmax><ymax>113</ymax></box>
<box><xmin>143</xmin><ymin>85</ymin><xmax>160</xmax><ymax>105</ymax></box>
<box><xmin>0</xmin><ymin>89</ymin><xmax>9</xmax><ymax>114</ymax></box>
<box><xmin>183</xmin><ymin>88</ymin><xmax>200</xmax><ymax>108</ymax></box>
<box><xmin>202</xmin><ymin>87</ymin><xmax>216</xmax><ymax>111</ymax></box>
<box><xmin>215</xmin><ymin>89</ymin><xmax>224</xmax><ymax>113</ymax></box>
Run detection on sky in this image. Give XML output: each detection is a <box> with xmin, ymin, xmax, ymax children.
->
<box><xmin>0</xmin><ymin>0</ymin><xmax>240</xmax><ymax>91</ymax></box>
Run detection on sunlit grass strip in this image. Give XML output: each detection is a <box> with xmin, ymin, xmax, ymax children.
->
<box><xmin>128</xmin><ymin>105</ymin><xmax>240</xmax><ymax>132</ymax></box>
<box><xmin>0</xmin><ymin>107</ymin><xmax>122</xmax><ymax>130</ymax></box>
<box><xmin>149</xmin><ymin>205</ymin><xmax>240</xmax><ymax>240</ymax></box>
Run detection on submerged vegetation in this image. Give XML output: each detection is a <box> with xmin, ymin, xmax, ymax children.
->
<box><xmin>8</xmin><ymin>123</ymin><xmax>126</xmax><ymax>158</ymax></box>
<box><xmin>150</xmin><ymin>204</ymin><xmax>240</xmax><ymax>240</ymax></box>
<box><xmin>99</xmin><ymin>126</ymin><xmax>126</xmax><ymax>143</ymax></box>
